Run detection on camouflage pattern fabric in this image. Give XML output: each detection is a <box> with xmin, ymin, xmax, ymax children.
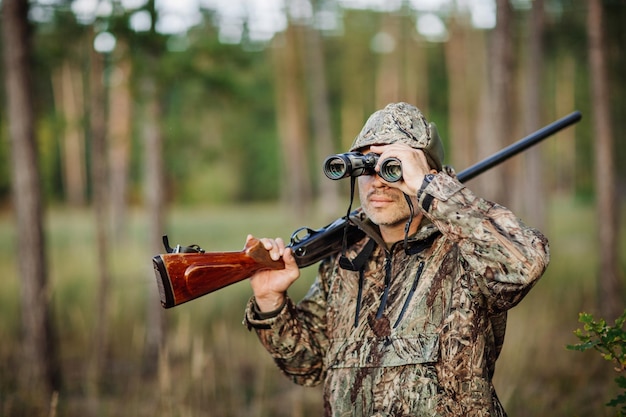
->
<box><xmin>243</xmin><ymin>172</ymin><xmax>549</xmax><ymax>417</ymax></box>
<box><xmin>349</xmin><ymin>102</ymin><xmax>445</xmax><ymax>171</ymax></box>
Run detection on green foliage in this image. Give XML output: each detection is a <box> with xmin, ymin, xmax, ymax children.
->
<box><xmin>568</xmin><ymin>310</ymin><xmax>626</xmax><ymax>415</ymax></box>
<box><xmin>1</xmin><ymin>2</ymin><xmax>625</xmax><ymax>206</ymax></box>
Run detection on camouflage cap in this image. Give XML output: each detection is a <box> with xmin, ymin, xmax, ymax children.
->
<box><xmin>349</xmin><ymin>102</ymin><xmax>445</xmax><ymax>171</ymax></box>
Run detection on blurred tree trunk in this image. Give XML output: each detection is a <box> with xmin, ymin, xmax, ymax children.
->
<box><xmin>587</xmin><ymin>0</ymin><xmax>623</xmax><ymax>320</ymax></box>
<box><xmin>445</xmin><ymin>9</ymin><xmax>484</xmax><ymax>174</ymax></box>
<box><xmin>142</xmin><ymin>72</ymin><xmax>171</xmax><ymax>414</ymax></box>
<box><xmin>522</xmin><ymin>0</ymin><xmax>546</xmax><ymax>229</ymax></box>
<box><xmin>272</xmin><ymin>21</ymin><xmax>312</xmax><ymax>216</ymax></box>
<box><xmin>88</xmin><ymin>32</ymin><xmax>112</xmax><ymax>401</ymax></box>
<box><xmin>375</xmin><ymin>11</ymin><xmax>427</xmax><ymax>111</ymax></box>
<box><xmin>340</xmin><ymin>95</ymin><xmax>367</xmax><ymax>153</ymax></box>
<box><xmin>404</xmin><ymin>25</ymin><xmax>429</xmax><ymax>114</ymax></box>
<box><xmin>138</xmin><ymin>3</ymin><xmax>170</xmax><ymax>413</ymax></box>
<box><xmin>552</xmin><ymin>55</ymin><xmax>576</xmax><ymax>194</ymax></box>
<box><xmin>445</xmin><ymin>13</ymin><xmax>469</xmax><ymax>171</ymax></box>
<box><xmin>476</xmin><ymin>0</ymin><xmax>515</xmax><ymax>204</ymax></box>
<box><xmin>143</xmin><ymin>75</ymin><xmax>166</xmax><ymax>362</ymax></box>
<box><xmin>52</xmin><ymin>60</ymin><xmax>87</xmax><ymax>206</ymax></box>
<box><xmin>1</xmin><ymin>0</ymin><xmax>59</xmax><ymax>410</ymax></box>
<box><xmin>340</xmin><ymin>14</ymin><xmax>372</xmax><ymax>151</ymax></box>
<box><xmin>108</xmin><ymin>39</ymin><xmax>133</xmax><ymax>241</ymax></box>
<box><xmin>301</xmin><ymin>21</ymin><xmax>340</xmax><ymax>217</ymax></box>
<box><xmin>375</xmin><ymin>13</ymin><xmax>401</xmax><ymax>107</ymax></box>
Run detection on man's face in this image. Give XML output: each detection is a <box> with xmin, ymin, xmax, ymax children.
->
<box><xmin>356</xmin><ymin>147</ymin><xmax>417</xmax><ymax>229</ymax></box>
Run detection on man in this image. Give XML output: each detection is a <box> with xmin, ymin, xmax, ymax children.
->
<box><xmin>243</xmin><ymin>102</ymin><xmax>549</xmax><ymax>416</ymax></box>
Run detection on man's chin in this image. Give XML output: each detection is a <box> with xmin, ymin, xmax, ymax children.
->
<box><xmin>365</xmin><ymin>211</ymin><xmax>410</xmax><ymax>228</ymax></box>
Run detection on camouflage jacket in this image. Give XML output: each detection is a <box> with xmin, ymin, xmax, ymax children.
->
<box><xmin>243</xmin><ymin>172</ymin><xmax>549</xmax><ymax>417</ymax></box>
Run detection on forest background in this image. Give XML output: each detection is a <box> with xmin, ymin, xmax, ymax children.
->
<box><xmin>1</xmin><ymin>0</ymin><xmax>625</xmax><ymax>416</ymax></box>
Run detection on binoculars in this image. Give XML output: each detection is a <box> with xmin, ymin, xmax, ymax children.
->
<box><xmin>323</xmin><ymin>152</ymin><xmax>402</xmax><ymax>182</ymax></box>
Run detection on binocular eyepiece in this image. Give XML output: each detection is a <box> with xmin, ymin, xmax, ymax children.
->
<box><xmin>323</xmin><ymin>152</ymin><xmax>402</xmax><ymax>183</ymax></box>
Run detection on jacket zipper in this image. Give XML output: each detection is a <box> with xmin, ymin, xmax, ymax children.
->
<box><xmin>375</xmin><ymin>251</ymin><xmax>393</xmax><ymax>319</ymax></box>
<box><xmin>374</xmin><ymin>242</ymin><xmax>426</xmax><ymax>327</ymax></box>
<box><xmin>393</xmin><ymin>260</ymin><xmax>425</xmax><ymax>328</ymax></box>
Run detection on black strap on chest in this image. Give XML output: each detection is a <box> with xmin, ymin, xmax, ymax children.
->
<box><xmin>375</xmin><ymin>257</ymin><xmax>393</xmax><ymax>319</ymax></box>
<box><xmin>393</xmin><ymin>260</ymin><xmax>425</xmax><ymax>328</ymax></box>
<box><xmin>337</xmin><ymin>176</ymin><xmax>358</xmax><ymax>270</ymax></box>
<box><xmin>338</xmin><ymin>238</ymin><xmax>376</xmax><ymax>328</ymax></box>
<box><xmin>404</xmin><ymin>230</ymin><xmax>441</xmax><ymax>255</ymax></box>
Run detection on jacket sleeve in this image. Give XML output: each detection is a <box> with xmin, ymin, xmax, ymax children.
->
<box><xmin>242</xmin><ymin>259</ymin><xmax>333</xmax><ymax>387</ymax></box>
<box><xmin>418</xmin><ymin>172</ymin><xmax>550</xmax><ymax>312</ymax></box>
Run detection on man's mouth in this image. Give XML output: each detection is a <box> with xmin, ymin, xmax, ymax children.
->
<box><xmin>368</xmin><ymin>193</ymin><xmax>396</xmax><ymax>206</ymax></box>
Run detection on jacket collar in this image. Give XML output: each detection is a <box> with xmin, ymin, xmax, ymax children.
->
<box><xmin>349</xmin><ymin>208</ymin><xmax>441</xmax><ymax>253</ymax></box>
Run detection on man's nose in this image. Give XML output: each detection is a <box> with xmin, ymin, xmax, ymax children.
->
<box><xmin>370</xmin><ymin>173</ymin><xmax>389</xmax><ymax>188</ymax></box>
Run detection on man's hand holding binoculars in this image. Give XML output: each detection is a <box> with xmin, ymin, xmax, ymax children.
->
<box><xmin>369</xmin><ymin>144</ymin><xmax>437</xmax><ymax>197</ymax></box>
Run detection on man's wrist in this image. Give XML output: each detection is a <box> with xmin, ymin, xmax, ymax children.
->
<box><xmin>417</xmin><ymin>173</ymin><xmax>436</xmax><ymax>211</ymax></box>
<box><xmin>254</xmin><ymin>293</ymin><xmax>286</xmax><ymax>314</ymax></box>
<box><xmin>244</xmin><ymin>295</ymin><xmax>288</xmax><ymax>330</ymax></box>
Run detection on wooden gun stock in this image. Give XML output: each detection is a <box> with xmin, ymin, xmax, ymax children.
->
<box><xmin>153</xmin><ymin>237</ymin><xmax>285</xmax><ymax>308</ymax></box>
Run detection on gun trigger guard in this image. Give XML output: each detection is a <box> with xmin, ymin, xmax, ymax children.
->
<box><xmin>290</xmin><ymin>227</ymin><xmax>317</xmax><ymax>245</ymax></box>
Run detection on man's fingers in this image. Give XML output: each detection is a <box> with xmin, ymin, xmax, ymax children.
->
<box><xmin>259</xmin><ymin>237</ymin><xmax>287</xmax><ymax>261</ymax></box>
<box><xmin>283</xmin><ymin>247</ymin><xmax>296</xmax><ymax>265</ymax></box>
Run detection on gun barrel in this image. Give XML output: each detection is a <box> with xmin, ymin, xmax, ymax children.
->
<box><xmin>456</xmin><ymin>111</ymin><xmax>582</xmax><ymax>183</ymax></box>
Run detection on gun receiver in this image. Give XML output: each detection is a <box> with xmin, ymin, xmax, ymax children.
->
<box><xmin>153</xmin><ymin>111</ymin><xmax>582</xmax><ymax>308</ymax></box>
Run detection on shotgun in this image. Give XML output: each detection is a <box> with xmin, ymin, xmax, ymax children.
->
<box><xmin>153</xmin><ymin>111</ymin><xmax>582</xmax><ymax>308</ymax></box>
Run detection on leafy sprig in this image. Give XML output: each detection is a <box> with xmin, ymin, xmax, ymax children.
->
<box><xmin>568</xmin><ymin>310</ymin><xmax>626</xmax><ymax>415</ymax></box>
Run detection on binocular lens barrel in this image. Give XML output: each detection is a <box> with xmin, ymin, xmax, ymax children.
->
<box><xmin>323</xmin><ymin>152</ymin><xmax>402</xmax><ymax>182</ymax></box>
<box><xmin>379</xmin><ymin>158</ymin><xmax>402</xmax><ymax>182</ymax></box>
<box><xmin>323</xmin><ymin>155</ymin><xmax>352</xmax><ymax>180</ymax></box>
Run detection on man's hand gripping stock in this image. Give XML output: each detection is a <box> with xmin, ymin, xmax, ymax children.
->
<box><xmin>247</xmin><ymin>235</ymin><xmax>301</xmax><ymax>313</ymax></box>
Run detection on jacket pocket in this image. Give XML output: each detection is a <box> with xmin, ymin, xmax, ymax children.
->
<box><xmin>326</xmin><ymin>332</ymin><xmax>439</xmax><ymax>369</ymax></box>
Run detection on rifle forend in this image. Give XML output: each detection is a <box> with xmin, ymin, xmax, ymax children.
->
<box><xmin>153</xmin><ymin>111</ymin><xmax>582</xmax><ymax>309</ymax></box>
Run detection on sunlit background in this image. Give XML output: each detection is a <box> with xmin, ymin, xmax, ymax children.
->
<box><xmin>1</xmin><ymin>0</ymin><xmax>625</xmax><ymax>416</ymax></box>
